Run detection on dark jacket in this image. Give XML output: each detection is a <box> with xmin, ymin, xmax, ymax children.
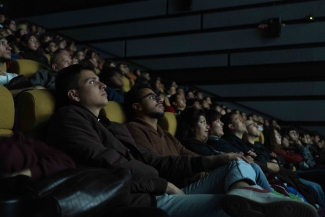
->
<box><xmin>19</xmin><ymin>49</ymin><xmax>49</xmax><ymax>66</ymax></box>
<box><xmin>183</xmin><ymin>137</ymin><xmax>224</xmax><ymax>156</ymax></box>
<box><xmin>29</xmin><ymin>69</ymin><xmax>56</xmax><ymax>89</ymax></box>
<box><xmin>46</xmin><ymin>104</ymin><xmax>204</xmax><ymax>206</ymax></box>
<box><xmin>207</xmin><ymin>137</ymin><xmax>245</xmax><ymax>155</ymax></box>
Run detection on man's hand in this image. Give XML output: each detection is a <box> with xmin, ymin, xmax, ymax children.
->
<box><xmin>202</xmin><ymin>153</ymin><xmax>249</xmax><ymax>170</ymax></box>
<box><xmin>165</xmin><ymin>182</ymin><xmax>185</xmax><ymax>195</ymax></box>
<box><xmin>247</xmin><ymin>150</ymin><xmax>257</xmax><ymax>158</ymax></box>
<box><xmin>267</xmin><ymin>162</ymin><xmax>280</xmax><ymax>172</ymax></box>
<box><xmin>244</xmin><ymin>155</ymin><xmax>255</xmax><ymax>164</ymax></box>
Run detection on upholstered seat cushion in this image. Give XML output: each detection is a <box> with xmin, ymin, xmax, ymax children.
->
<box><xmin>0</xmin><ymin>86</ymin><xmax>14</xmax><ymax>137</ymax></box>
<box><xmin>17</xmin><ymin>89</ymin><xmax>55</xmax><ymax>133</ymax></box>
<box><xmin>100</xmin><ymin>101</ymin><xmax>127</xmax><ymax>124</ymax></box>
<box><xmin>158</xmin><ymin>112</ymin><xmax>177</xmax><ymax>136</ymax></box>
<box><xmin>11</xmin><ymin>59</ymin><xmax>50</xmax><ymax>78</ymax></box>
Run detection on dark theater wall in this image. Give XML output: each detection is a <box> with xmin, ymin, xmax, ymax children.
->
<box><xmin>8</xmin><ymin>0</ymin><xmax>325</xmax><ymax>135</ymax></box>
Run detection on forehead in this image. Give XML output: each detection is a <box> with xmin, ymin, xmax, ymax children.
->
<box><xmin>79</xmin><ymin>70</ymin><xmax>97</xmax><ymax>81</ymax></box>
<box><xmin>232</xmin><ymin>113</ymin><xmax>241</xmax><ymax>121</ymax></box>
<box><xmin>139</xmin><ymin>88</ymin><xmax>154</xmax><ymax>96</ymax></box>
<box><xmin>176</xmin><ymin>95</ymin><xmax>184</xmax><ymax>99</ymax></box>
<box><xmin>198</xmin><ymin>115</ymin><xmax>205</xmax><ymax>121</ymax></box>
<box><xmin>29</xmin><ymin>36</ymin><xmax>36</xmax><ymax>40</ymax></box>
<box><xmin>246</xmin><ymin>121</ymin><xmax>254</xmax><ymax>126</ymax></box>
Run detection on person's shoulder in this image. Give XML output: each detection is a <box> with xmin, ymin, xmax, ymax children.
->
<box><xmin>126</xmin><ymin>118</ymin><xmax>150</xmax><ymax>129</ymax></box>
<box><xmin>53</xmin><ymin>105</ymin><xmax>91</xmax><ymax>118</ymax></box>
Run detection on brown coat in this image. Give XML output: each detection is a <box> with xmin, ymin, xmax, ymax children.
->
<box><xmin>126</xmin><ymin>118</ymin><xmax>199</xmax><ymax>157</ymax></box>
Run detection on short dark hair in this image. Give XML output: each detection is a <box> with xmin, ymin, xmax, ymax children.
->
<box><xmin>50</xmin><ymin>49</ymin><xmax>66</xmax><ymax>66</ymax></box>
<box><xmin>55</xmin><ymin>64</ymin><xmax>95</xmax><ymax>108</ymax></box>
<box><xmin>169</xmin><ymin>93</ymin><xmax>181</xmax><ymax>105</ymax></box>
<box><xmin>39</xmin><ymin>32</ymin><xmax>53</xmax><ymax>44</ymax></box>
<box><xmin>220</xmin><ymin>111</ymin><xmax>237</xmax><ymax>135</ymax></box>
<box><xmin>206</xmin><ymin>109</ymin><xmax>222</xmax><ymax>125</ymax></box>
<box><xmin>124</xmin><ymin>83</ymin><xmax>151</xmax><ymax>121</ymax></box>
<box><xmin>42</xmin><ymin>40</ymin><xmax>55</xmax><ymax>51</ymax></box>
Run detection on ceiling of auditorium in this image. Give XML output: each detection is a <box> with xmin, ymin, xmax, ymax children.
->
<box><xmin>9</xmin><ymin>0</ymin><xmax>325</xmax><ymax>136</ymax></box>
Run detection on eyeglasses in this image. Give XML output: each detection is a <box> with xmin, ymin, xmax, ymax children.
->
<box><xmin>137</xmin><ymin>93</ymin><xmax>159</xmax><ymax>102</ymax></box>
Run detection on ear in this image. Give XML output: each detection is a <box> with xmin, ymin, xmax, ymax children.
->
<box><xmin>132</xmin><ymin>102</ymin><xmax>142</xmax><ymax>111</ymax></box>
<box><xmin>67</xmin><ymin>90</ymin><xmax>80</xmax><ymax>102</ymax></box>
<box><xmin>228</xmin><ymin>124</ymin><xmax>235</xmax><ymax>131</ymax></box>
<box><xmin>52</xmin><ymin>63</ymin><xmax>58</xmax><ymax>72</ymax></box>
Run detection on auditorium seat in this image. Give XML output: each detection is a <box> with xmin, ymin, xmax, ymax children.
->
<box><xmin>45</xmin><ymin>54</ymin><xmax>51</xmax><ymax>62</ymax></box>
<box><xmin>10</xmin><ymin>59</ymin><xmax>51</xmax><ymax>78</ymax></box>
<box><xmin>17</xmin><ymin>89</ymin><xmax>55</xmax><ymax>137</ymax></box>
<box><xmin>122</xmin><ymin>75</ymin><xmax>132</xmax><ymax>92</ymax></box>
<box><xmin>255</xmin><ymin>131</ymin><xmax>265</xmax><ymax>144</ymax></box>
<box><xmin>17</xmin><ymin>90</ymin><xmax>129</xmax><ymax>134</ymax></box>
<box><xmin>157</xmin><ymin>112</ymin><xmax>177</xmax><ymax>136</ymax></box>
<box><xmin>100</xmin><ymin>101</ymin><xmax>127</xmax><ymax>124</ymax></box>
<box><xmin>0</xmin><ymin>86</ymin><xmax>14</xmax><ymax>137</ymax></box>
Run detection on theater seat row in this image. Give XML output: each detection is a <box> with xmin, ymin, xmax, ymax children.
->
<box><xmin>0</xmin><ymin>86</ymin><xmax>177</xmax><ymax>138</ymax></box>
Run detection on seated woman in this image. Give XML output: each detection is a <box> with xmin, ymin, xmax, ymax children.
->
<box><xmin>178</xmin><ymin>108</ymin><xmax>218</xmax><ymax>155</ymax></box>
<box><xmin>18</xmin><ymin>34</ymin><xmax>49</xmax><ymax>66</ymax></box>
<box><xmin>264</xmin><ymin>128</ymin><xmax>304</xmax><ymax>166</ymax></box>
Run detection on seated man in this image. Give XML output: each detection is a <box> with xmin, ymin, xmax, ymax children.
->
<box><xmin>42</xmin><ymin>40</ymin><xmax>57</xmax><ymax>57</ymax></box>
<box><xmin>0</xmin><ymin>36</ymin><xmax>18</xmax><ymax>86</ymax></box>
<box><xmin>124</xmin><ymin>84</ymin><xmax>272</xmax><ymax>189</ymax></box>
<box><xmin>29</xmin><ymin>49</ymin><xmax>71</xmax><ymax>89</ymax></box>
<box><xmin>47</xmin><ymin>64</ymin><xmax>317</xmax><ymax>217</ymax></box>
<box><xmin>169</xmin><ymin>93</ymin><xmax>186</xmax><ymax>115</ymax></box>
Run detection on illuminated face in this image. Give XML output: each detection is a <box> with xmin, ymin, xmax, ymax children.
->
<box><xmin>135</xmin><ymin>88</ymin><xmax>164</xmax><ymax>119</ymax></box>
<box><xmin>27</xmin><ymin>36</ymin><xmax>38</xmax><ymax>51</ymax></box>
<box><xmin>0</xmin><ymin>39</ymin><xmax>11</xmax><ymax>60</ymax></box>
<box><xmin>53</xmin><ymin>53</ymin><xmax>72</xmax><ymax>72</ymax></box>
<box><xmin>281</xmin><ymin>136</ymin><xmax>289</xmax><ymax>148</ymax></box>
<box><xmin>187</xmin><ymin>91</ymin><xmax>194</xmax><ymax>99</ymax></box>
<box><xmin>76</xmin><ymin>51</ymin><xmax>85</xmax><ymax>61</ymax></box>
<box><xmin>288</xmin><ymin>130</ymin><xmax>298</xmax><ymax>141</ymax></box>
<box><xmin>70</xmin><ymin>70</ymin><xmax>108</xmax><ymax>114</ymax></box>
<box><xmin>210</xmin><ymin>118</ymin><xmax>224</xmax><ymax>137</ymax></box>
<box><xmin>231</xmin><ymin>113</ymin><xmax>247</xmax><ymax>134</ymax></box>
<box><xmin>174</xmin><ymin>95</ymin><xmax>186</xmax><ymax>109</ymax></box>
<box><xmin>246</xmin><ymin>121</ymin><xmax>260</xmax><ymax>138</ymax></box>
<box><xmin>8</xmin><ymin>21</ymin><xmax>16</xmax><ymax>32</ymax></box>
<box><xmin>47</xmin><ymin>42</ymin><xmax>57</xmax><ymax>54</ymax></box>
<box><xmin>195</xmin><ymin>115</ymin><xmax>210</xmax><ymax>142</ymax></box>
